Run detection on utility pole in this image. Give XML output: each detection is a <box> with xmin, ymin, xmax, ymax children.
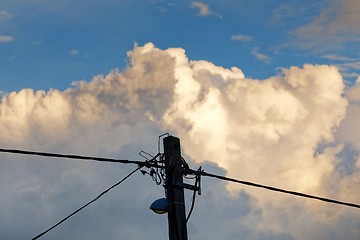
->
<box><xmin>163</xmin><ymin>136</ymin><xmax>188</xmax><ymax>240</ymax></box>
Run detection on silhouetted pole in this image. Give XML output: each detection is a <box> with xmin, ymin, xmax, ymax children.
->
<box><xmin>163</xmin><ymin>136</ymin><xmax>188</xmax><ymax>240</ymax></box>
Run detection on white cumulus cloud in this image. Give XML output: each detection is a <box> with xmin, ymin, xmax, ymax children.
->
<box><xmin>0</xmin><ymin>43</ymin><xmax>359</xmax><ymax>239</ymax></box>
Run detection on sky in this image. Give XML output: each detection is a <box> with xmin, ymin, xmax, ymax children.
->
<box><xmin>1</xmin><ymin>0</ymin><xmax>360</xmax><ymax>239</ymax></box>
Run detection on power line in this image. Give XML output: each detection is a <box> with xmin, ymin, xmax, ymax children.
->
<box><xmin>194</xmin><ymin>170</ymin><xmax>360</xmax><ymax>209</ymax></box>
<box><xmin>3</xmin><ymin>147</ymin><xmax>360</xmax><ymax>209</ymax></box>
<box><xmin>0</xmin><ymin>148</ymin><xmax>162</xmax><ymax>168</ymax></box>
<box><xmin>2</xmin><ymin>146</ymin><xmax>360</xmax><ymax>235</ymax></box>
<box><xmin>32</xmin><ymin>166</ymin><xmax>142</xmax><ymax>240</ymax></box>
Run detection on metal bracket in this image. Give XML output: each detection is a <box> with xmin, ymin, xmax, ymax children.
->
<box><xmin>173</xmin><ymin>181</ymin><xmax>200</xmax><ymax>191</ymax></box>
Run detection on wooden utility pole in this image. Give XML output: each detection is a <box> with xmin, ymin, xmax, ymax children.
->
<box><xmin>163</xmin><ymin>136</ymin><xmax>188</xmax><ymax>240</ymax></box>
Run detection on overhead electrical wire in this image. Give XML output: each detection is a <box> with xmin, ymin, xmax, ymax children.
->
<box><xmin>2</xmin><ymin>147</ymin><xmax>360</xmax><ymax>209</ymax></box>
<box><xmin>31</xmin><ymin>165</ymin><xmax>143</xmax><ymax>240</ymax></box>
<box><xmin>193</xmin><ymin>170</ymin><xmax>360</xmax><ymax>209</ymax></box>
<box><xmin>1</xmin><ymin>145</ymin><xmax>360</xmax><ymax>239</ymax></box>
<box><xmin>0</xmin><ymin>148</ymin><xmax>162</xmax><ymax>168</ymax></box>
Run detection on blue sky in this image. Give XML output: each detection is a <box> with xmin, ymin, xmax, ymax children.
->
<box><xmin>1</xmin><ymin>0</ymin><xmax>359</xmax><ymax>92</ymax></box>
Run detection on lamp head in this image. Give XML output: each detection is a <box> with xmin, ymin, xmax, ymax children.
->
<box><xmin>149</xmin><ymin>198</ymin><xmax>167</xmax><ymax>214</ymax></box>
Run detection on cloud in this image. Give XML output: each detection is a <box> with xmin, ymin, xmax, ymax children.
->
<box><xmin>0</xmin><ymin>90</ymin><xmax>7</xmax><ymax>97</ymax></box>
<box><xmin>0</xmin><ymin>34</ymin><xmax>14</xmax><ymax>43</ymax></box>
<box><xmin>190</xmin><ymin>1</ymin><xmax>222</xmax><ymax>19</ymax></box>
<box><xmin>321</xmin><ymin>54</ymin><xmax>355</xmax><ymax>62</ymax></box>
<box><xmin>0</xmin><ymin>12</ymin><xmax>14</xmax><ymax>45</ymax></box>
<box><xmin>0</xmin><ymin>43</ymin><xmax>359</xmax><ymax>239</ymax></box>
<box><xmin>268</xmin><ymin>3</ymin><xmax>305</xmax><ymax>26</ymax></box>
<box><xmin>251</xmin><ymin>47</ymin><xmax>272</xmax><ymax>64</ymax></box>
<box><xmin>191</xmin><ymin>1</ymin><xmax>210</xmax><ymax>16</ymax></box>
<box><xmin>319</xmin><ymin>55</ymin><xmax>360</xmax><ymax>79</ymax></box>
<box><xmin>163</xmin><ymin>57</ymin><xmax>347</xmax><ymax>194</ymax></box>
<box><xmin>337</xmin><ymin>62</ymin><xmax>360</xmax><ymax>71</ymax></box>
<box><xmin>337</xmin><ymin>77</ymin><xmax>360</xmax><ymax>150</ymax></box>
<box><xmin>291</xmin><ymin>0</ymin><xmax>360</xmax><ymax>51</ymax></box>
<box><xmin>230</xmin><ymin>34</ymin><xmax>253</xmax><ymax>42</ymax></box>
<box><xmin>0</xmin><ymin>10</ymin><xmax>13</xmax><ymax>20</ymax></box>
<box><xmin>336</xmin><ymin>62</ymin><xmax>360</xmax><ymax>79</ymax></box>
<box><xmin>0</xmin><ymin>43</ymin><xmax>177</xmax><ymax>147</ymax></box>
<box><xmin>69</xmin><ymin>49</ymin><xmax>79</xmax><ymax>56</ymax></box>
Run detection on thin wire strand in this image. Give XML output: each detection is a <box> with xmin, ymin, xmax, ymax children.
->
<box><xmin>196</xmin><ymin>170</ymin><xmax>360</xmax><ymax>209</ymax></box>
<box><xmin>0</xmin><ymin>148</ymin><xmax>162</xmax><ymax>168</ymax></box>
<box><xmin>185</xmin><ymin>177</ymin><xmax>198</xmax><ymax>224</ymax></box>
<box><xmin>31</xmin><ymin>166</ymin><xmax>142</xmax><ymax>240</ymax></box>
<box><xmin>185</xmin><ymin>167</ymin><xmax>201</xmax><ymax>224</ymax></box>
